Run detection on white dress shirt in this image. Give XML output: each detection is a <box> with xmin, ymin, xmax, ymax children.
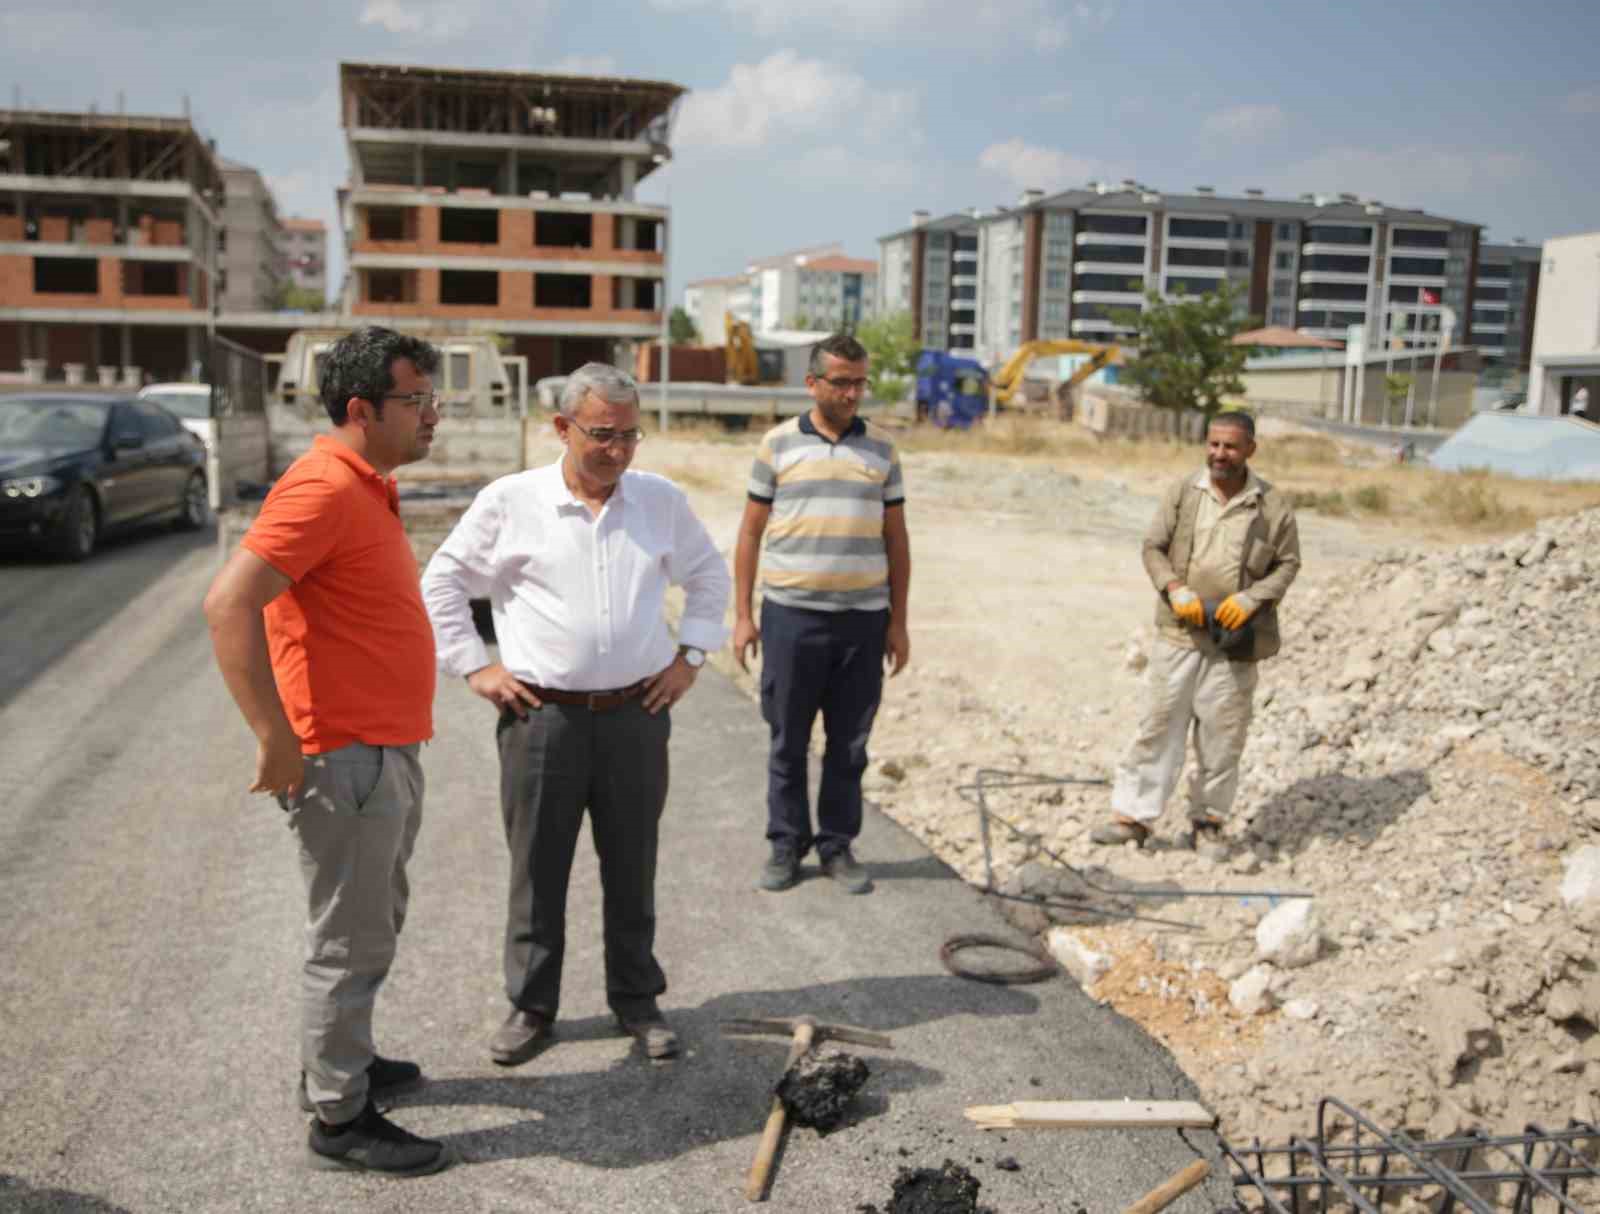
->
<box><xmin>422</xmin><ymin>461</ymin><xmax>731</xmax><ymax>690</ymax></box>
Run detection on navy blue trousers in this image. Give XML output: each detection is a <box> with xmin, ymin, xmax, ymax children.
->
<box><xmin>759</xmin><ymin>599</ymin><xmax>888</xmax><ymax>857</ymax></box>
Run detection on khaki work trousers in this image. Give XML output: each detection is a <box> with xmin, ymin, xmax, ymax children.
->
<box><xmin>286</xmin><ymin>743</ymin><xmax>424</xmax><ymax>1124</ymax></box>
<box><xmin>1111</xmin><ymin>638</ymin><xmax>1258</xmax><ymax>825</ymax></box>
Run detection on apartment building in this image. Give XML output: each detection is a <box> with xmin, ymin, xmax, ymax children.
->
<box><xmin>284</xmin><ymin>217</ymin><xmax>327</xmax><ymax>301</ymax></box>
<box><xmin>881</xmin><ymin>184</ymin><xmax>1483</xmax><ymax>367</ymax></box>
<box><xmin>0</xmin><ymin>109</ymin><xmax>224</xmax><ymax>383</ymax></box>
<box><xmin>338</xmin><ymin>61</ymin><xmax>680</xmax><ymax>381</ymax></box>
<box><xmin>220</xmin><ymin>158</ymin><xmax>287</xmax><ymax>311</ymax></box>
<box><xmin>686</xmin><ymin>242</ymin><xmax>878</xmax><ymax>341</ymax></box>
<box><xmin>1527</xmin><ymin>231</ymin><xmax>1600</xmax><ymax>417</ymax></box>
<box><xmin>1473</xmin><ymin>240</ymin><xmax>1541</xmax><ymax>372</ymax></box>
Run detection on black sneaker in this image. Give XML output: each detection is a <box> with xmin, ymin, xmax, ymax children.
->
<box><xmin>756</xmin><ymin>840</ymin><xmax>801</xmax><ymax>892</ymax></box>
<box><xmin>306</xmin><ymin>1100</ymin><xmax>453</xmax><ymax>1177</ymax></box>
<box><xmin>820</xmin><ymin>847</ymin><xmax>873</xmax><ymax>895</ymax></box>
<box><xmin>298</xmin><ymin>1055</ymin><xmax>423</xmax><ymax>1114</ymax></box>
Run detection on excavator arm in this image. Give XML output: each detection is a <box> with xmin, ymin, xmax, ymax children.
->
<box><xmin>991</xmin><ymin>339</ymin><xmax>1121</xmax><ymax>406</ymax></box>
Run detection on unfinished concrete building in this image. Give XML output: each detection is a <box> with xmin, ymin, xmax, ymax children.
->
<box><xmin>337</xmin><ymin>61</ymin><xmax>681</xmax><ymax>381</ymax></box>
<box><xmin>0</xmin><ymin>110</ymin><xmax>223</xmax><ymax>384</ymax></box>
<box><xmin>220</xmin><ymin>158</ymin><xmax>287</xmax><ymax>312</ymax></box>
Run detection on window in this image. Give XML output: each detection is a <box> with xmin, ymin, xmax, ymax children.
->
<box><xmin>135</xmin><ymin>402</ymin><xmax>182</xmax><ymax>440</ymax></box>
<box><xmin>1230</xmin><ymin>249</ymin><xmax>1250</xmax><ymax>266</ymax></box>
<box><xmin>1043</xmin><ymin>300</ymin><xmax>1067</xmax><ymax>322</ymax></box>
<box><xmin>1391</xmin><ymin>227</ymin><xmax>1448</xmax><ymax>249</ymax></box>
<box><xmin>1275</xmin><ymin>252</ymin><xmax>1294</xmax><ymax>270</ymax></box>
<box><xmin>1276</xmin><ymin>223</ymin><xmax>1295</xmax><ymax>240</ymax></box>
<box><xmin>535</xmin><ymin>212</ymin><xmax>592</xmax><ymax>248</ymax></box>
<box><xmin>1389</xmin><ymin>256</ymin><xmax>1446</xmax><ymax>277</ymax></box>
<box><xmin>1475</xmin><ymin>285</ymin><xmax>1508</xmax><ymax>302</ymax></box>
<box><xmin>1168</xmin><ymin>217</ymin><xmax>1228</xmax><ymax>240</ymax></box>
<box><xmin>1272</xmin><ymin>277</ymin><xmax>1293</xmax><ymax>299</ymax></box>
<box><xmin>365</xmin><ymin>206</ymin><xmax>412</xmax><ymax>241</ymax></box>
<box><xmin>954</xmin><ymin>234</ymin><xmax>978</xmax><ymax>253</ymax></box>
<box><xmin>1044</xmin><ymin>212</ymin><xmax>1073</xmax><ymax>232</ymax></box>
<box><xmin>1304</xmin><ymin>281</ymin><xmax>1368</xmax><ymax>302</ymax></box>
<box><xmin>123</xmin><ymin>262</ymin><xmax>181</xmax><ymax>296</ymax></box>
<box><xmin>439</xmin><ymin>208</ymin><xmax>498</xmax><ymax>244</ymax></box>
<box><xmin>1166</xmin><ymin>246</ymin><xmax>1227</xmax><ymax>268</ymax></box>
<box><xmin>1076</xmin><ymin>272</ymin><xmax>1144</xmax><ymax>293</ymax></box>
<box><xmin>364</xmin><ymin>269</ymin><xmax>416</xmax><ymax>303</ymax></box>
<box><xmin>1045</xmin><ymin>238</ymin><xmax>1072</xmax><ymax>261</ymax></box>
<box><xmin>951</xmin><ymin>282</ymin><xmax>976</xmax><ymax>300</ymax></box>
<box><xmin>1269</xmin><ymin>306</ymin><xmax>1291</xmax><ymax>325</ymax></box>
<box><xmin>1301</xmin><ymin>253</ymin><xmax>1370</xmax><ymax>275</ymax></box>
<box><xmin>1305</xmin><ymin>225</ymin><xmax>1371</xmax><ymax>246</ymax></box>
<box><xmin>1044</xmin><ymin>268</ymin><xmax>1068</xmax><ymax>290</ymax></box>
<box><xmin>1080</xmin><ymin>213</ymin><xmax>1147</xmax><ymax>236</ymax></box>
<box><xmin>33</xmin><ymin>257</ymin><xmax>99</xmax><ymax>293</ymax></box>
<box><xmin>440</xmin><ymin>270</ymin><xmax>500</xmax><ymax>306</ymax></box>
<box><xmin>1230</xmin><ymin>222</ymin><xmax>1248</xmax><ymax>239</ymax></box>
<box><xmin>1079</xmin><ymin>243</ymin><xmax>1145</xmax><ymax>265</ymax></box>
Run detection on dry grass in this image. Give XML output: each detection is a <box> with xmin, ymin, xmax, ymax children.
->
<box><xmin>652</xmin><ymin>460</ymin><xmax>741</xmax><ymax>493</ymax></box>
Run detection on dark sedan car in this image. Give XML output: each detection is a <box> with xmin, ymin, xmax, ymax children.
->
<box><xmin>0</xmin><ymin>393</ymin><xmax>208</xmax><ymax>560</ymax></box>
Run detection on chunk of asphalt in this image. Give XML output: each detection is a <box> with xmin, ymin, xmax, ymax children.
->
<box><xmin>857</xmin><ymin>1159</ymin><xmax>995</xmax><ymax>1214</ymax></box>
<box><xmin>774</xmin><ymin>1047</ymin><xmax>871</xmax><ymax>1134</ymax></box>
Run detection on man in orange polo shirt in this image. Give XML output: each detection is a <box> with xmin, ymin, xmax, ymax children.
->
<box><xmin>203</xmin><ymin>327</ymin><xmax>450</xmax><ymax>1177</ymax></box>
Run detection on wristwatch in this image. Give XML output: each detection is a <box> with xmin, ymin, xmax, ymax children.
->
<box><xmin>679</xmin><ymin>645</ymin><xmax>706</xmax><ymax>669</ymax></box>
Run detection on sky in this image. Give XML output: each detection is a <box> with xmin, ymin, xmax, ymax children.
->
<box><xmin>4</xmin><ymin>0</ymin><xmax>1597</xmax><ymax>306</ymax></box>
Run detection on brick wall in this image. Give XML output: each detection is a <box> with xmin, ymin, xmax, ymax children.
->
<box><xmin>0</xmin><ymin>215</ymin><xmax>22</xmax><ymax>241</ymax></box>
<box><xmin>0</xmin><ymin>255</ymin><xmax>197</xmax><ymax>311</ymax></box>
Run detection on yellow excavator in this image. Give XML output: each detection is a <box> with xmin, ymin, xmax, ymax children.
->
<box><xmin>989</xmin><ymin>339</ymin><xmax>1122</xmax><ymax>413</ymax></box>
<box><xmin>723</xmin><ymin>312</ymin><xmax>789</xmax><ymax>387</ymax></box>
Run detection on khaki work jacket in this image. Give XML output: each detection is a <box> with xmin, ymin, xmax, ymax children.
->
<box><xmin>1141</xmin><ymin>469</ymin><xmax>1301</xmax><ymax>661</ymax></box>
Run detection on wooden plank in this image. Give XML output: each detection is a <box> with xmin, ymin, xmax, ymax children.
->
<box><xmin>965</xmin><ymin>1100</ymin><xmax>1214</xmax><ymax>1130</ymax></box>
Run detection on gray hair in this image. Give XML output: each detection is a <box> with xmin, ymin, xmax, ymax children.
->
<box><xmin>560</xmin><ymin>362</ymin><xmax>640</xmax><ymax>418</ymax></box>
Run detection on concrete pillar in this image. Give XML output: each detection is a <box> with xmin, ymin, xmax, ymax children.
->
<box><xmin>620</xmin><ymin>216</ymin><xmax>637</xmax><ymax>253</ymax></box>
<box><xmin>506</xmin><ymin>148</ymin><xmax>517</xmax><ymax>195</ymax></box>
<box><xmin>186</xmin><ymin>326</ymin><xmax>201</xmax><ymax>379</ymax></box>
<box><xmin>413</xmin><ymin>144</ymin><xmax>423</xmax><ymax>187</ymax></box>
<box><xmin>620</xmin><ymin>158</ymin><xmax>637</xmax><ymax>202</ymax></box>
<box><xmin>120</xmin><ymin>324</ymin><xmax>132</xmax><ymax>368</ymax></box>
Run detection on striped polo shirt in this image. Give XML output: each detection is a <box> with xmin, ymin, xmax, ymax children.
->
<box><xmin>748</xmin><ymin>412</ymin><xmax>905</xmax><ymax>612</ymax></box>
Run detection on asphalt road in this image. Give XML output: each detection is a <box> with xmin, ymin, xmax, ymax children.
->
<box><xmin>0</xmin><ymin>537</ymin><xmax>1234</xmax><ymax>1213</ymax></box>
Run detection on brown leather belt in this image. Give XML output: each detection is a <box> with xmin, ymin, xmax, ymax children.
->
<box><xmin>518</xmin><ymin>679</ymin><xmax>647</xmax><ymax>712</ymax></box>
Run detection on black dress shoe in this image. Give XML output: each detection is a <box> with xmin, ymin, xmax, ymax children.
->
<box><xmin>489</xmin><ymin>1008</ymin><xmax>555</xmax><ymax>1067</ymax></box>
<box><xmin>298</xmin><ymin>1055</ymin><xmax>423</xmax><ymax>1114</ymax></box>
<box><xmin>615</xmin><ymin>1013</ymin><xmax>679</xmax><ymax>1060</ymax></box>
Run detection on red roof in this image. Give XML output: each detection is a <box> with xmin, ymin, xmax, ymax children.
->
<box><xmin>800</xmin><ymin>256</ymin><xmax>876</xmax><ymax>273</ymax></box>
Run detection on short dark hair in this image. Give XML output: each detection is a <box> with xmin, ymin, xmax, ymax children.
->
<box><xmin>809</xmin><ymin>333</ymin><xmax>869</xmax><ymax>377</ymax></box>
<box><xmin>1209</xmin><ymin>410</ymin><xmax>1256</xmax><ymax>439</ymax></box>
<box><xmin>319</xmin><ymin>327</ymin><xmax>440</xmax><ymax>426</ymax></box>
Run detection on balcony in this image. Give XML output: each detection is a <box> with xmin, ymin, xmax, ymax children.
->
<box><xmin>1300</xmin><ymin>269</ymin><xmax>1370</xmax><ymax>286</ymax></box>
<box><xmin>1074</xmin><ymin>261</ymin><xmax>1149</xmax><ymax>277</ymax></box>
<box><xmin>1473</xmin><ymin>297</ymin><xmax>1509</xmax><ymax>311</ymax></box>
<box><xmin>1472</xmin><ymin>321</ymin><xmax>1508</xmax><ymax>334</ymax></box>
<box><xmin>1071</xmin><ymin>317</ymin><xmax>1138</xmax><ymax>335</ymax></box>
<box><xmin>1072</xmin><ymin>289</ymin><xmax>1145</xmax><ymax>304</ymax></box>
<box><xmin>1076</xmin><ymin>231</ymin><xmax>1147</xmax><ymax>246</ymax></box>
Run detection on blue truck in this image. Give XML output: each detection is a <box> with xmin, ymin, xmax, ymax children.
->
<box><xmin>915</xmin><ymin>350</ymin><xmax>990</xmax><ymax>429</ymax></box>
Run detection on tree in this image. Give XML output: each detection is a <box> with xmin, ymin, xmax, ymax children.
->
<box><xmin>854</xmin><ymin>309</ymin><xmax>917</xmax><ymax>402</ymax></box>
<box><xmin>1114</xmin><ymin>280</ymin><xmax>1254</xmax><ymax>416</ymax></box>
<box><xmin>668</xmin><ymin>306</ymin><xmax>699</xmax><ymax>344</ymax></box>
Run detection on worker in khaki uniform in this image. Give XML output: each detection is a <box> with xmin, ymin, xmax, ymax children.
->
<box><xmin>1092</xmin><ymin>412</ymin><xmax>1300</xmax><ymax>847</ymax></box>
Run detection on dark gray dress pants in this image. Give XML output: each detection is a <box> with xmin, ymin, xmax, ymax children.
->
<box><xmin>497</xmin><ymin>699</ymin><xmax>670</xmax><ymax>1021</ymax></box>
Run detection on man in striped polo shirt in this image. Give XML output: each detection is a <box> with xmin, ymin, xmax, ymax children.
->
<box><xmin>734</xmin><ymin>333</ymin><xmax>912</xmax><ymax>895</ymax></box>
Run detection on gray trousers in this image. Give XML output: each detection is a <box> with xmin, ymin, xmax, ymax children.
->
<box><xmin>497</xmin><ymin>700</ymin><xmax>670</xmax><ymax>1022</ymax></box>
<box><xmin>285</xmin><ymin>743</ymin><xmax>424</xmax><ymax>1124</ymax></box>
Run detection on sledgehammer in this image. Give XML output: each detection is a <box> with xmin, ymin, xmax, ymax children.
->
<box><xmin>721</xmin><ymin>1015</ymin><xmax>894</xmax><ymax>1202</ymax></box>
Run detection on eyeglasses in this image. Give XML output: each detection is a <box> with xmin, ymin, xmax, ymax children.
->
<box><xmin>814</xmin><ymin>376</ymin><xmax>869</xmax><ymax>392</ymax></box>
<box><xmin>383</xmin><ymin>392</ymin><xmax>440</xmax><ymax>410</ymax></box>
<box><xmin>564</xmin><ymin>418</ymin><xmax>645</xmax><ymax>446</ymax></box>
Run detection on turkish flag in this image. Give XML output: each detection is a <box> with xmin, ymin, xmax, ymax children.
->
<box><xmin>1419</xmin><ymin>288</ymin><xmax>1440</xmax><ymax>305</ymax></box>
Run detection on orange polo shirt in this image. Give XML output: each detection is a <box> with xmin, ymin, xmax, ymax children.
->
<box><xmin>241</xmin><ymin>435</ymin><xmax>435</xmax><ymax>753</ymax></box>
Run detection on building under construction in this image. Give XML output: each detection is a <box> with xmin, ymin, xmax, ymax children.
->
<box><xmin>0</xmin><ymin>110</ymin><xmax>225</xmax><ymax>383</ymax></box>
<box><xmin>335</xmin><ymin>60</ymin><xmax>683</xmax><ymax>381</ymax></box>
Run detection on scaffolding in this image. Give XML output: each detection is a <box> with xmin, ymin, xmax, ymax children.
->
<box><xmin>0</xmin><ymin>110</ymin><xmax>224</xmax><ymax>197</ymax></box>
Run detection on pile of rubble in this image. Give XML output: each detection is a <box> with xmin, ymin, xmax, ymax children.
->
<box><xmin>889</xmin><ymin>508</ymin><xmax>1600</xmax><ymax>1145</ymax></box>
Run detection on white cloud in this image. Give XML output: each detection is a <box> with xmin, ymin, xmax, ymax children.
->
<box><xmin>648</xmin><ymin>0</ymin><xmax>1114</xmax><ymax>48</ymax></box>
<box><xmin>1563</xmin><ymin>86</ymin><xmax>1600</xmax><ymax>115</ymax></box>
<box><xmin>977</xmin><ymin>138</ymin><xmax>1107</xmax><ymax>194</ymax></box>
<box><xmin>357</xmin><ymin>0</ymin><xmax>494</xmax><ymax>38</ymax></box>
<box><xmin>1202</xmin><ymin>103</ymin><xmax>1287</xmax><ymax>140</ymax></box>
<box><xmin>675</xmin><ymin>51</ymin><xmax>917</xmax><ymax>154</ymax></box>
<box><xmin>1270</xmin><ymin>144</ymin><xmax>1534</xmax><ymax>210</ymax></box>
<box><xmin>549</xmin><ymin>54</ymin><xmax>619</xmax><ymax>76</ymax></box>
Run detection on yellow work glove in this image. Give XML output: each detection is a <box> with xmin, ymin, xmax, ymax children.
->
<box><xmin>1168</xmin><ymin>586</ymin><xmax>1205</xmax><ymax>628</ymax></box>
<box><xmin>1215</xmin><ymin>593</ymin><xmax>1258</xmax><ymax>631</ymax></box>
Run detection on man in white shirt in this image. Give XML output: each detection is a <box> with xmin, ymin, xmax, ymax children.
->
<box><xmin>421</xmin><ymin>363</ymin><xmax>730</xmax><ymax>1064</ymax></box>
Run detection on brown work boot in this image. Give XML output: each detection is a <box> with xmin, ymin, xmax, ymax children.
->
<box><xmin>489</xmin><ymin>1008</ymin><xmax>554</xmax><ymax>1067</ymax></box>
<box><xmin>1088</xmin><ymin>818</ymin><xmax>1150</xmax><ymax>847</ymax></box>
<box><xmin>1179</xmin><ymin>814</ymin><xmax>1226</xmax><ymax>852</ymax></box>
